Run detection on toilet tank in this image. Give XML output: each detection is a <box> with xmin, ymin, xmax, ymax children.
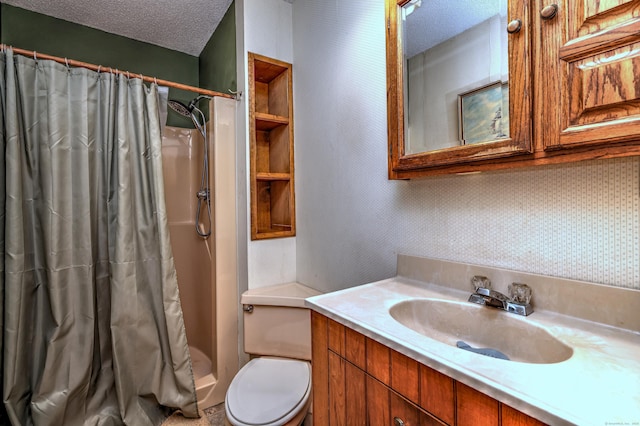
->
<box><xmin>241</xmin><ymin>283</ymin><xmax>321</xmax><ymax>361</ymax></box>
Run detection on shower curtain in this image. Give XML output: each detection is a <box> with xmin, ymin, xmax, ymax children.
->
<box><xmin>0</xmin><ymin>49</ymin><xmax>198</xmax><ymax>425</ymax></box>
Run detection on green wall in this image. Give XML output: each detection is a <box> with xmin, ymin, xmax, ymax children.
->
<box><xmin>199</xmin><ymin>1</ymin><xmax>237</xmax><ymax>94</ymax></box>
<box><xmin>0</xmin><ymin>3</ymin><xmax>237</xmax><ymax>128</ymax></box>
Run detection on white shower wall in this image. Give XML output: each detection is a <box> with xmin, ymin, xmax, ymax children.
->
<box><xmin>291</xmin><ymin>0</ymin><xmax>640</xmax><ymax>291</ymax></box>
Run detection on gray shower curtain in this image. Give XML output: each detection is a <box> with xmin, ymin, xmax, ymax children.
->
<box><xmin>0</xmin><ymin>48</ymin><xmax>198</xmax><ymax>425</ymax></box>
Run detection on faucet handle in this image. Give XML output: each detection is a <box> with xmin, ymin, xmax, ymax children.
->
<box><xmin>471</xmin><ymin>275</ymin><xmax>491</xmax><ymax>291</ymax></box>
<box><xmin>508</xmin><ymin>282</ymin><xmax>532</xmax><ymax>305</ymax></box>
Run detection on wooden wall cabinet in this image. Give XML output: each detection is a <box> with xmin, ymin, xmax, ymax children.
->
<box><xmin>311</xmin><ymin>312</ymin><xmax>546</xmax><ymax>426</ymax></box>
<box><xmin>249</xmin><ymin>52</ymin><xmax>295</xmax><ymax>239</ymax></box>
<box><xmin>535</xmin><ymin>0</ymin><xmax>640</xmax><ymax>150</ymax></box>
<box><xmin>387</xmin><ymin>0</ymin><xmax>640</xmax><ymax>178</ymax></box>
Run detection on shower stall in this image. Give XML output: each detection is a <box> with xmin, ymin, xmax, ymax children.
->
<box><xmin>161</xmin><ymin>96</ymin><xmax>239</xmax><ymax>409</ymax></box>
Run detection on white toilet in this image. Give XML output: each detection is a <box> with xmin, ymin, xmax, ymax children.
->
<box><xmin>225</xmin><ymin>282</ymin><xmax>321</xmax><ymax>426</ymax></box>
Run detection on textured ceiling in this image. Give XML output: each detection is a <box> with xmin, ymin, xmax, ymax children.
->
<box><xmin>1</xmin><ymin>0</ymin><xmax>234</xmax><ymax>56</ymax></box>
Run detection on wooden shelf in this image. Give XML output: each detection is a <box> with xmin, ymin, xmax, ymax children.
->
<box><xmin>255</xmin><ymin>112</ymin><xmax>289</xmax><ymax>130</ymax></box>
<box><xmin>256</xmin><ymin>172</ymin><xmax>291</xmax><ymax>181</ymax></box>
<box><xmin>249</xmin><ymin>52</ymin><xmax>295</xmax><ymax>240</ymax></box>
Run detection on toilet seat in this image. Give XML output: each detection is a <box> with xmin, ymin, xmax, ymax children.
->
<box><xmin>225</xmin><ymin>357</ymin><xmax>311</xmax><ymax>426</ymax></box>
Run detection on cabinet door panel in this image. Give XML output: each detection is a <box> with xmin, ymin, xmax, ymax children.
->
<box><xmin>390</xmin><ymin>392</ymin><xmax>419</xmax><ymax>426</ymax></box>
<box><xmin>420</xmin><ymin>365</ymin><xmax>455</xmax><ymax>425</ymax></box>
<box><xmin>391</xmin><ymin>350</ymin><xmax>419</xmax><ymax>404</ymax></box>
<box><xmin>366</xmin><ymin>376</ymin><xmax>390</xmax><ymax>426</ymax></box>
<box><xmin>329</xmin><ymin>352</ymin><xmax>346</xmax><ymax>425</ymax></box>
<box><xmin>501</xmin><ymin>404</ymin><xmax>548</xmax><ymax>426</ymax></box>
<box><xmin>345</xmin><ymin>327</ymin><xmax>366</xmax><ymax>370</ymax></box>
<box><xmin>328</xmin><ymin>318</ymin><xmax>345</xmax><ymax>356</ymax></box>
<box><xmin>311</xmin><ymin>312</ymin><xmax>329</xmax><ymax>426</ymax></box>
<box><xmin>456</xmin><ymin>382</ymin><xmax>499</xmax><ymax>426</ymax></box>
<box><xmin>345</xmin><ymin>362</ymin><xmax>366</xmax><ymax>426</ymax></box>
<box><xmin>539</xmin><ymin>0</ymin><xmax>640</xmax><ymax>150</ymax></box>
<box><xmin>576</xmin><ymin>0</ymin><xmax>639</xmax><ymax>36</ymax></box>
<box><xmin>366</xmin><ymin>338</ymin><xmax>391</xmax><ymax>386</ymax></box>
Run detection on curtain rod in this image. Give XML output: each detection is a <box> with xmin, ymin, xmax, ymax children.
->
<box><xmin>0</xmin><ymin>44</ymin><xmax>235</xmax><ymax>99</ymax></box>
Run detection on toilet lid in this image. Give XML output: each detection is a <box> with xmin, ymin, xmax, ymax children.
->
<box><xmin>226</xmin><ymin>357</ymin><xmax>311</xmax><ymax>426</ymax></box>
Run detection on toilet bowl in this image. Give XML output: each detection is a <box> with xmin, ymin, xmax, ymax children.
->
<box><xmin>224</xmin><ymin>283</ymin><xmax>321</xmax><ymax>426</ymax></box>
<box><xmin>225</xmin><ymin>357</ymin><xmax>311</xmax><ymax>426</ymax></box>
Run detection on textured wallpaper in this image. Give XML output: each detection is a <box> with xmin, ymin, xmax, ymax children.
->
<box><xmin>292</xmin><ymin>0</ymin><xmax>640</xmax><ymax>291</ymax></box>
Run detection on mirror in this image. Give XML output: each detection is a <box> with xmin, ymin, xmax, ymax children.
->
<box><xmin>403</xmin><ymin>0</ymin><xmax>509</xmax><ymax>154</ymax></box>
<box><xmin>386</xmin><ymin>0</ymin><xmax>531</xmax><ymax>177</ymax></box>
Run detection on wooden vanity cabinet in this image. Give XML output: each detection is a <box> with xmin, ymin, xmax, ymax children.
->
<box><xmin>311</xmin><ymin>312</ymin><xmax>546</xmax><ymax>426</ymax></box>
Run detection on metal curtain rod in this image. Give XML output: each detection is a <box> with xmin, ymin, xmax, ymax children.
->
<box><xmin>0</xmin><ymin>44</ymin><xmax>234</xmax><ymax>99</ymax></box>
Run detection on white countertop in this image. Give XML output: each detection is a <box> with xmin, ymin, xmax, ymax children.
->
<box><xmin>305</xmin><ymin>275</ymin><xmax>640</xmax><ymax>425</ymax></box>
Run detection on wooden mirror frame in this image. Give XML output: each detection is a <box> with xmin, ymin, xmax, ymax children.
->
<box><xmin>386</xmin><ymin>0</ymin><xmax>533</xmax><ymax>179</ymax></box>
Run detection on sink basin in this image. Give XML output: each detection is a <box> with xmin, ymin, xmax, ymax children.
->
<box><xmin>389</xmin><ymin>298</ymin><xmax>573</xmax><ymax>364</ymax></box>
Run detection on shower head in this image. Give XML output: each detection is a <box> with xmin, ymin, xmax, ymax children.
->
<box><xmin>168</xmin><ymin>95</ymin><xmax>212</xmax><ymax>117</ymax></box>
<box><xmin>167</xmin><ymin>100</ymin><xmax>192</xmax><ymax>117</ymax></box>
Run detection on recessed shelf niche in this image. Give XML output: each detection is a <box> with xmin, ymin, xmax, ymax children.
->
<box><xmin>249</xmin><ymin>52</ymin><xmax>295</xmax><ymax>240</ymax></box>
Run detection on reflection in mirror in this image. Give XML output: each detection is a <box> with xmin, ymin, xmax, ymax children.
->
<box><xmin>402</xmin><ymin>0</ymin><xmax>509</xmax><ymax>155</ymax></box>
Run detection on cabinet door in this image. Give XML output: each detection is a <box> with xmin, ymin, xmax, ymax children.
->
<box><xmin>390</xmin><ymin>392</ymin><xmax>419</xmax><ymax>426</ymax></box>
<box><xmin>346</xmin><ymin>362</ymin><xmax>366</xmax><ymax>425</ymax></box>
<box><xmin>328</xmin><ymin>352</ymin><xmax>346</xmax><ymax>425</ymax></box>
<box><xmin>420</xmin><ymin>365</ymin><xmax>455</xmax><ymax>425</ymax></box>
<box><xmin>456</xmin><ymin>382</ymin><xmax>499</xmax><ymax>426</ymax></box>
<box><xmin>367</xmin><ymin>375</ymin><xmax>390</xmax><ymax>425</ymax></box>
<box><xmin>328</xmin><ymin>348</ymin><xmax>367</xmax><ymax>425</ymax></box>
<box><xmin>311</xmin><ymin>312</ymin><xmax>329</xmax><ymax>426</ymax></box>
<box><xmin>501</xmin><ymin>404</ymin><xmax>548</xmax><ymax>426</ymax></box>
<box><xmin>537</xmin><ymin>0</ymin><xmax>640</xmax><ymax>150</ymax></box>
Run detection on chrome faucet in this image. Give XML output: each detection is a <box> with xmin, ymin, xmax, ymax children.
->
<box><xmin>468</xmin><ymin>276</ymin><xmax>533</xmax><ymax>316</ymax></box>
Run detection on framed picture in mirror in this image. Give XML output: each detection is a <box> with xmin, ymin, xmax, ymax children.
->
<box><xmin>458</xmin><ymin>81</ymin><xmax>510</xmax><ymax>145</ymax></box>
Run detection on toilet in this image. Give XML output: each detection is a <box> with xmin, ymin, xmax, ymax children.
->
<box><xmin>225</xmin><ymin>282</ymin><xmax>321</xmax><ymax>426</ymax></box>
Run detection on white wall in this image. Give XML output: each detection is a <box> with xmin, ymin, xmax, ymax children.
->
<box><xmin>292</xmin><ymin>0</ymin><xmax>640</xmax><ymax>292</ymax></box>
<box><xmin>241</xmin><ymin>0</ymin><xmax>296</xmax><ymax>289</ymax></box>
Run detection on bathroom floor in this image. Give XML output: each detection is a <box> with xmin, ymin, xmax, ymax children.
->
<box><xmin>163</xmin><ymin>403</ymin><xmax>226</xmax><ymax>426</ymax></box>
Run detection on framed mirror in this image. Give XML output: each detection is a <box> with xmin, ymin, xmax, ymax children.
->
<box><xmin>386</xmin><ymin>0</ymin><xmax>532</xmax><ymax>178</ymax></box>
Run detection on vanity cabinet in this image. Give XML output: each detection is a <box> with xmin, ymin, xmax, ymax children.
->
<box><xmin>311</xmin><ymin>312</ymin><xmax>546</xmax><ymax>426</ymax></box>
<box><xmin>248</xmin><ymin>53</ymin><xmax>295</xmax><ymax>239</ymax></box>
<box><xmin>387</xmin><ymin>0</ymin><xmax>640</xmax><ymax>178</ymax></box>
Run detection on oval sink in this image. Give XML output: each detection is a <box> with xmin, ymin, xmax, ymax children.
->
<box><xmin>389</xmin><ymin>298</ymin><xmax>573</xmax><ymax>364</ymax></box>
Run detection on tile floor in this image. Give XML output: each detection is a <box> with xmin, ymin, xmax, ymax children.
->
<box><xmin>163</xmin><ymin>403</ymin><xmax>226</xmax><ymax>426</ymax></box>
